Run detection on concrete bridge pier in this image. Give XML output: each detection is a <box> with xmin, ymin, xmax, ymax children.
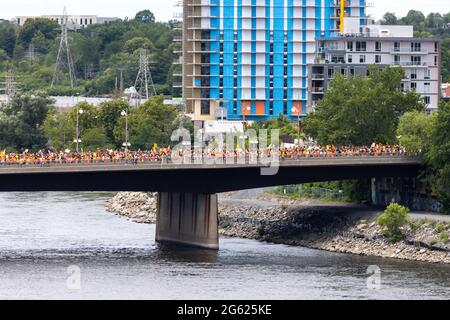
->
<box><xmin>156</xmin><ymin>192</ymin><xmax>219</xmax><ymax>249</ymax></box>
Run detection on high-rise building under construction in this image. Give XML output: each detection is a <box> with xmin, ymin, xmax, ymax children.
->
<box><xmin>173</xmin><ymin>0</ymin><xmax>368</xmax><ymax>121</ymax></box>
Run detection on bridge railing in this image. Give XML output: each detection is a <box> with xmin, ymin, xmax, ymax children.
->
<box><xmin>0</xmin><ymin>153</ymin><xmax>421</xmax><ymax>169</ymax></box>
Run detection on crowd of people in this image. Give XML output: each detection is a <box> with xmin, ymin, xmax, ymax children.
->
<box><xmin>0</xmin><ymin>144</ymin><xmax>408</xmax><ymax>166</ymax></box>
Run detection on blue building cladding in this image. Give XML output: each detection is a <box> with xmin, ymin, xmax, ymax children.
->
<box><xmin>200</xmin><ymin>0</ymin><xmax>365</xmax><ymax>121</ymax></box>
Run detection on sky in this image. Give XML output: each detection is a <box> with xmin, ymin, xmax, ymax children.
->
<box><xmin>0</xmin><ymin>0</ymin><xmax>448</xmax><ymax>22</ymax></box>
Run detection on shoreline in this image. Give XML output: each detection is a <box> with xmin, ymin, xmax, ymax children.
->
<box><xmin>106</xmin><ymin>192</ymin><xmax>450</xmax><ymax>264</ymax></box>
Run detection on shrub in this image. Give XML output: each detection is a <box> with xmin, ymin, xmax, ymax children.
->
<box><xmin>377</xmin><ymin>203</ymin><xmax>410</xmax><ymax>243</ymax></box>
<box><xmin>440</xmin><ymin>231</ymin><xmax>449</xmax><ymax>244</ymax></box>
<box><xmin>430</xmin><ymin>238</ymin><xmax>438</xmax><ymax>246</ymax></box>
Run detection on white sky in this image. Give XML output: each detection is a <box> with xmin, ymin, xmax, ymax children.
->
<box><xmin>0</xmin><ymin>0</ymin><xmax>448</xmax><ymax>22</ymax></box>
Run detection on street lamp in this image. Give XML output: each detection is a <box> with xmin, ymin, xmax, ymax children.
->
<box><xmin>74</xmin><ymin>107</ymin><xmax>84</xmax><ymax>153</ymax></box>
<box><xmin>243</xmin><ymin>105</ymin><xmax>251</xmax><ymax>126</ymax></box>
<box><xmin>121</xmin><ymin>110</ymin><xmax>131</xmax><ymax>162</ymax></box>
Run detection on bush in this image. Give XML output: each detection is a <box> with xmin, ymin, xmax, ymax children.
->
<box><xmin>377</xmin><ymin>203</ymin><xmax>410</xmax><ymax>243</ymax></box>
<box><xmin>440</xmin><ymin>231</ymin><xmax>449</xmax><ymax>244</ymax></box>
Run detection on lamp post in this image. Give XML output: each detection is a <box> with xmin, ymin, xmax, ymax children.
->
<box><xmin>243</xmin><ymin>105</ymin><xmax>251</xmax><ymax>126</ymax></box>
<box><xmin>291</xmin><ymin>106</ymin><xmax>301</xmax><ymax>146</ymax></box>
<box><xmin>121</xmin><ymin>110</ymin><xmax>131</xmax><ymax>162</ymax></box>
<box><xmin>74</xmin><ymin>107</ymin><xmax>84</xmax><ymax>153</ymax></box>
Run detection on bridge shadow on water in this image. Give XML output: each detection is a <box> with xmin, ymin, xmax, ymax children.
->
<box><xmin>153</xmin><ymin>242</ymin><xmax>219</xmax><ymax>264</ymax></box>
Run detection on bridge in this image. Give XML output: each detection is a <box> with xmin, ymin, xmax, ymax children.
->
<box><xmin>0</xmin><ymin>156</ymin><xmax>422</xmax><ymax>249</ymax></box>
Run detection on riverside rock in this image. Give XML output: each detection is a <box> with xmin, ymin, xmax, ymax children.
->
<box><xmin>106</xmin><ymin>192</ymin><xmax>450</xmax><ymax>264</ymax></box>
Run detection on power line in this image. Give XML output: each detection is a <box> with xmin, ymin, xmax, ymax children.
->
<box><xmin>51</xmin><ymin>7</ymin><xmax>76</xmax><ymax>88</ymax></box>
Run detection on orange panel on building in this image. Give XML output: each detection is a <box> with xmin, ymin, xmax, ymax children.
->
<box><xmin>242</xmin><ymin>101</ymin><xmax>252</xmax><ymax>115</ymax></box>
<box><xmin>292</xmin><ymin>101</ymin><xmax>302</xmax><ymax>115</ymax></box>
<box><xmin>255</xmin><ymin>101</ymin><xmax>265</xmax><ymax>115</ymax></box>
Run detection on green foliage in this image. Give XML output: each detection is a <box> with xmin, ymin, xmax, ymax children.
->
<box><xmin>123</xmin><ymin>96</ymin><xmax>178</xmax><ymax>149</ymax></box>
<box><xmin>377</xmin><ymin>203</ymin><xmax>410</xmax><ymax>243</ymax></box>
<box><xmin>0</xmin><ymin>91</ymin><xmax>55</xmax><ymax>151</ymax></box>
<box><xmin>426</xmin><ymin>102</ymin><xmax>450</xmax><ymax>213</ymax></box>
<box><xmin>17</xmin><ymin>18</ymin><xmax>59</xmax><ymax>51</ymax></box>
<box><xmin>397</xmin><ymin>111</ymin><xmax>436</xmax><ymax>154</ymax></box>
<box><xmin>248</xmin><ymin>115</ymin><xmax>298</xmax><ymax>143</ymax></box>
<box><xmin>0</xmin><ymin>20</ymin><xmax>17</xmax><ymax>58</ymax></box>
<box><xmin>81</xmin><ymin>127</ymin><xmax>109</xmax><ymax>151</ymax></box>
<box><xmin>440</xmin><ymin>231</ymin><xmax>449</xmax><ymax>244</ymax></box>
<box><xmin>303</xmin><ymin>67</ymin><xmax>424</xmax><ymax>146</ymax></box>
<box><xmin>0</xmin><ymin>11</ymin><xmax>174</xmax><ymax>95</ymax></box>
<box><xmin>273</xmin><ymin>179</ymin><xmax>371</xmax><ymax>203</ymax></box>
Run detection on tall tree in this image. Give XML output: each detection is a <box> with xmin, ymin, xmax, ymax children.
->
<box><xmin>0</xmin><ymin>91</ymin><xmax>54</xmax><ymax>150</ymax></box>
<box><xmin>303</xmin><ymin>67</ymin><xmax>425</xmax><ymax>146</ymax></box>
<box><xmin>380</xmin><ymin>12</ymin><xmax>398</xmax><ymax>25</ymax></box>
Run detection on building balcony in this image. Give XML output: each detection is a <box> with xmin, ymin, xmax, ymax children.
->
<box><xmin>393</xmin><ymin>61</ymin><xmax>428</xmax><ymax>67</ymax></box>
<box><xmin>390</xmin><ymin>50</ymin><xmax>429</xmax><ymax>55</ymax></box>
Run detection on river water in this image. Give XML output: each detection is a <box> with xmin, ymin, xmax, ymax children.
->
<box><xmin>0</xmin><ymin>192</ymin><xmax>448</xmax><ymax>300</ymax></box>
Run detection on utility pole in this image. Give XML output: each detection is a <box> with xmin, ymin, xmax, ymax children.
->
<box><xmin>134</xmin><ymin>48</ymin><xmax>157</xmax><ymax>102</ymax></box>
<box><xmin>52</xmin><ymin>7</ymin><xmax>76</xmax><ymax>88</ymax></box>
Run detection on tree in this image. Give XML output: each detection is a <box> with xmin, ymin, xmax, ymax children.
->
<box><xmin>43</xmin><ymin>108</ymin><xmax>71</xmax><ymax>150</ymax></box>
<box><xmin>81</xmin><ymin>127</ymin><xmax>108</xmax><ymax>151</ymax></box>
<box><xmin>426</xmin><ymin>102</ymin><xmax>450</xmax><ymax>213</ymax></box>
<box><xmin>381</xmin><ymin>12</ymin><xmax>398</xmax><ymax>25</ymax></box>
<box><xmin>135</xmin><ymin>10</ymin><xmax>156</xmax><ymax>23</ymax></box>
<box><xmin>377</xmin><ymin>203</ymin><xmax>410</xmax><ymax>242</ymax></box>
<box><xmin>0</xmin><ymin>21</ymin><xmax>17</xmax><ymax>57</ymax></box>
<box><xmin>397</xmin><ymin>111</ymin><xmax>436</xmax><ymax>154</ymax></box>
<box><xmin>303</xmin><ymin>67</ymin><xmax>425</xmax><ymax>146</ymax></box>
<box><xmin>98</xmin><ymin>99</ymin><xmax>128</xmax><ymax>146</ymax></box>
<box><xmin>401</xmin><ymin>10</ymin><xmax>426</xmax><ymax>31</ymax></box>
<box><xmin>0</xmin><ymin>91</ymin><xmax>54</xmax><ymax>150</ymax></box>
<box><xmin>115</xmin><ymin>96</ymin><xmax>178</xmax><ymax>149</ymax></box>
<box><xmin>17</xmin><ymin>18</ymin><xmax>59</xmax><ymax>49</ymax></box>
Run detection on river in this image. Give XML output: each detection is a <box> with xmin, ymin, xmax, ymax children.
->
<box><xmin>0</xmin><ymin>192</ymin><xmax>448</xmax><ymax>300</ymax></box>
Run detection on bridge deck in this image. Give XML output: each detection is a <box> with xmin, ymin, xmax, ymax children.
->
<box><xmin>0</xmin><ymin>156</ymin><xmax>423</xmax><ymax>193</ymax></box>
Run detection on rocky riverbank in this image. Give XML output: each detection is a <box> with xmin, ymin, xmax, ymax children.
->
<box><xmin>107</xmin><ymin>192</ymin><xmax>450</xmax><ymax>264</ymax></box>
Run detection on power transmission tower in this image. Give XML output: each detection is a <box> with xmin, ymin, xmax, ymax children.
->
<box><xmin>134</xmin><ymin>48</ymin><xmax>157</xmax><ymax>101</ymax></box>
<box><xmin>52</xmin><ymin>7</ymin><xmax>76</xmax><ymax>88</ymax></box>
<box><xmin>2</xmin><ymin>70</ymin><xmax>17</xmax><ymax>103</ymax></box>
<box><xmin>27</xmin><ymin>44</ymin><xmax>36</xmax><ymax>65</ymax></box>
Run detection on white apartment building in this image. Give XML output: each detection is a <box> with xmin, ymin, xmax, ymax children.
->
<box><xmin>308</xmin><ymin>23</ymin><xmax>441</xmax><ymax>111</ymax></box>
<box><xmin>14</xmin><ymin>15</ymin><xmax>118</xmax><ymax>30</ymax></box>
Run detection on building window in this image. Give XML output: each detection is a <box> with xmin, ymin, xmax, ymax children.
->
<box><xmin>411</xmin><ymin>42</ymin><xmax>421</xmax><ymax>52</ymax></box>
<box><xmin>394</xmin><ymin>42</ymin><xmax>400</xmax><ymax>52</ymax></box>
<box><xmin>435</xmin><ymin>56</ymin><xmax>438</xmax><ymax>66</ymax></box>
<box><xmin>375</xmin><ymin>41</ymin><xmax>382</xmax><ymax>52</ymax></box>
<box><xmin>411</xmin><ymin>82</ymin><xmax>417</xmax><ymax>90</ymax></box>
<box><xmin>423</xmin><ymin>96</ymin><xmax>430</xmax><ymax>104</ymax></box>
<box><xmin>348</xmin><ymin>54</ymin><xmax>352</xmax><ymax>63</ymax></box>
<box><xmin>394</xmin><ymin>55</ymin><xmax>400</xmax><ymax>65</ymax></box>
<box><xmin>424</xmin><ymin>82</ymin><xmax>430</xmax><ymax>93</ymax></box>
<box><xmin>410</xmin><ymin>69</ymin><xmax>417</xmax><ymax>79</ymax></box>
<box><xmin>350</xmin><ymin>68</ymin><xmax>355</xmax><ymax>76</ymax></box>
<box><xmin>328</xmin><ymin>68</ymin><xmax>334</xmax><ymax>79</ymax></box>
<box><xmin>201</xmin><ymin>100</ymin><xmax>210</xmax><ymax>115</ymax></box>
<box><xmin>435</xmin><ymin>42</ymin><xmax>439</xmax><ymax>53</ymax></box>
<box><xmin>347</xmin><ymin>41</ymin><xmax>353</xmax><ymax>51</ymax></box>
<box><xmin>424</xmin><ymin>69</ymin><xmax>431</xmax><ymax>79</ymax></box>
<box><xmin>359</xmin><ymin>55</ymin><xmax>366</xmax><ymax>63</ymax></box>
<box><xmin>411</xmin><ymin>56</ymin><xmax>421</xmax><ymax>66</ymax></box>
<box><xmin>375</xmin><ymin>55</ymin><xmax>381</xmax><ymax>63</ymax></box>
<box><xmin>356</xmin><ymin>41</ymin><xmax>366</xmax><ymax>52</ymax></box>
<box><xmin>400</xmin><ymin>82</ymin><xmax>405</xmax><ymax>92</ymax></box>
<box><xmin>90</xmin><ymin>18</ymin><xmax>93</xmax><ymax>24</ymax></box>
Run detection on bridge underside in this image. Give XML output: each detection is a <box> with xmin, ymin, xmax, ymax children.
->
<box><xmin>0</xmin><ymin>159</ymin><xmax>422</xmax><ymax>250</ymax></box>
<box><xmin>0</xmin><ymin>161</ymin><xmax>422</xmax><ymax>193</ymax></box>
